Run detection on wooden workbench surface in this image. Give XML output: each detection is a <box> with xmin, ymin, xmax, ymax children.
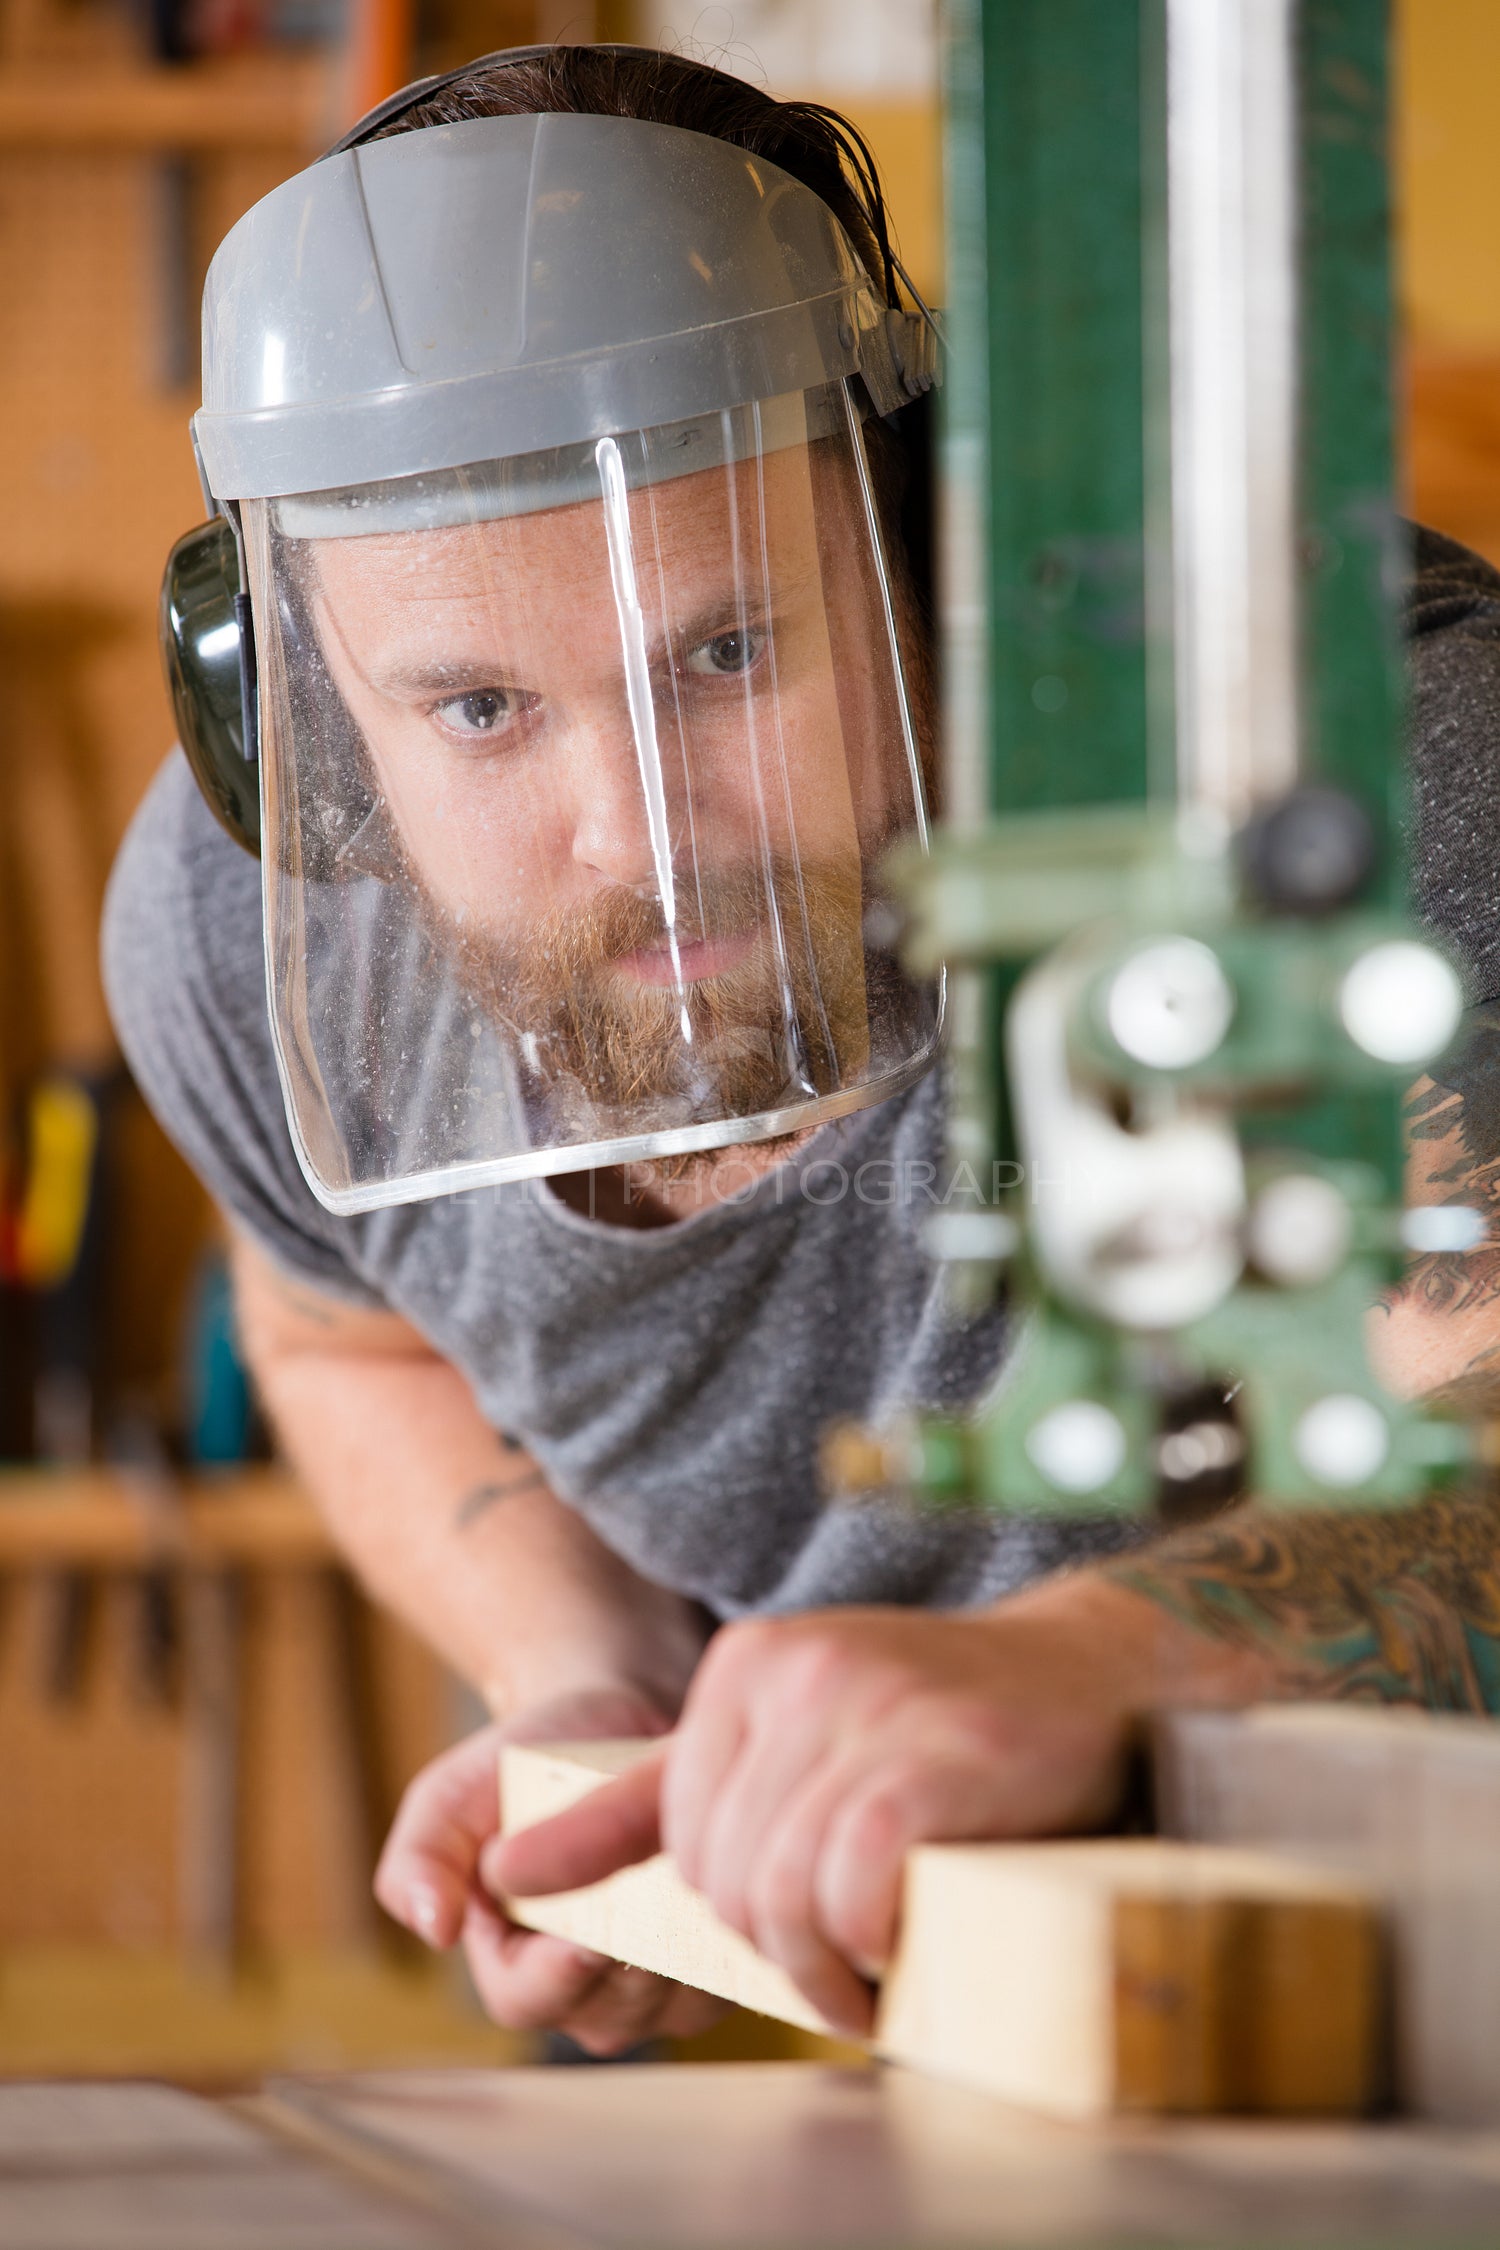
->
<box><xmin>13</xmin><ymin>2063</ymin><xmax>1499</xmax><ymax>2250</ymax></box>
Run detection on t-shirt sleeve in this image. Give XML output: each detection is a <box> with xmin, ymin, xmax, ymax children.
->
<box><xmin>1408</xmin><ymin>525</ymin><xmax>1500</xmax><ymax>1006</ymax></box>
<box><xmin>102</xmin><ymin>751</ymin><xmax>388</xmax><ymax>1307</ymax></box>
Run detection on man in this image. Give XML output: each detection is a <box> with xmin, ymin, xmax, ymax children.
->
<box><xmin>105</xmin><ymin>44</ymin><xmax>1500</xmax><ymax>2055</ymax></box>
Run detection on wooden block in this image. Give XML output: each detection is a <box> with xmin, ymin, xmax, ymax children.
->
<box><xmin>1157</xmin><ymin>1703</ymin><xmax>1500</xmax><ymax>2123</ymax></box>
<box><xmin>884</xmin><ymin>1836</ymin><xmax>1378</xmax><ymax>2117</ymax></box>
<box><xmin>500</xmin><ymin>1741</ymin><xmax>1381</xmax><ymax>2120</ymax></box>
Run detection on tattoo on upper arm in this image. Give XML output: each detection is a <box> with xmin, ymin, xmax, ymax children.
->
<box><xmin>1102</xmin><ymin>1490</ymin><xmax>1500</xmax><ymax>1712</ymax></box>
<box><xmin>454</xmin><ymin>1470</ymin><xmax>545</xmax><ymax>1529</ymax></box>
<box><xmin>1395</xmin><ymin>1006</ymin><xmax>1500</xmax><ymax>1315</ymax></box>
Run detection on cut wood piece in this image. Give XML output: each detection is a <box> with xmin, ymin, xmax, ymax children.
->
<box><xmin>1157</xmin><ymin>1703</ymin><xmax>1500</xmax><ymax>2124</ymax></box>
<box><xmin>500</xmin><ymin>1741</ymin><xmax>824</xmax><ymax>2032</ymax></box>
<box><xmin>500</xmin><ymin>1740</ymin><xmax>1382</xmax><ymax>2120</ymax></box>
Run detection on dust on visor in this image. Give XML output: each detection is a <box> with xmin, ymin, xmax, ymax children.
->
<box><xmin>194</xmin><ymin>109</ymin><xmax>942</xmax><ymax>1213</ymax></box>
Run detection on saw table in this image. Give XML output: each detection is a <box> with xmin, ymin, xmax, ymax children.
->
<box><xmin>10</xmin><ymin>2065</ymin><xmax>1500</xmax><ymax>2249</ymax></box>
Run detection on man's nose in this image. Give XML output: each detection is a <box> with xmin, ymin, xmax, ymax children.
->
<box><xmin>563</xmin><ymin>701</ymin><xmax>688</xmax><ymax>889</ymax></box>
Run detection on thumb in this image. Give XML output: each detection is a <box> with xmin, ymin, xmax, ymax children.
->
<box><xmin>483</xmin><ymin>1748</ymin><xmax>666</xmax><ymax>1900</ymax></box>
<box><xmin>375</xmin><ymin>1726</ymin><xmax>501</xmax><ymax>1947</ymax></box>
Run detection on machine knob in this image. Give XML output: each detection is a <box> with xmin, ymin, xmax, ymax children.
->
<box><xmin>1238</xmin><ymin>785</ymin><xmax>1376</xmax><ymax>915</ymax></box>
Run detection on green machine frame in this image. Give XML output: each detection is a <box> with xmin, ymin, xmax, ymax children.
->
<box><xmin>845</xmin><ymin>0</ymin><xmax>1477</xmax><ymax>1520</ymax></box>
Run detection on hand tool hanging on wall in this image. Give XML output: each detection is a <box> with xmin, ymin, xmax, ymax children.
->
<box><xmin>0</xmin><ymin>1094</ymin><xmax>32</xmax><ymax>1461</ymax></box>
<box><xmin>109</xmin><ymin>1400</ymin><xmax>241</xmax><ymax>1968</ymax></box>
<box><xmin>17</xmin><ymin>1068</ymin><xmax>111</xmax><ymax>1703</ymax></box>
<box><xmin>142</xmin><ymin>0</ymin><xmax>204</xmax><ymax>392</ymax></box>
<box><xmin>181</xmin><ymin>1246</ymin><xmax>255</xmax><ymax>1468</ymax></box>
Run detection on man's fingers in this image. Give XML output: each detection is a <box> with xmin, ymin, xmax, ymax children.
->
<box><xmin>559</xmin><ymin>1963</ymin><xmax>688</xmax><ymax>2056</ymax></box>
<box><xmin>461</xmin><ymin>1899</ymin><xmax>720</xmax><ymax>2054</ymax></box>
<box><xmin>460</xmin><ymin>1898</ymin><xmax>612</xmax><ymax>2031</ymax></box>
<box><xmin>813</xmin><ymin>1755</ymin><xmax>1013</xmax><ymax>1978</ymax></box>
<box><xmin>686</xmin><ymin>1715</ymin><xmax>832</xmax><ymax>1943</ymax></box>
<box><xmin>735</xmin><ymin>1755</ymin><xmax>882</xmax><ymax>2036</ymax></box>
<box><xmin>661</xmin><ymin>1666</ymin><xmax>750</xmax><ymax>1890</ymax></box>
<box><xmin>654</xmin><ymin>1986</ymin><xmax>732</xmax><ymax>2040</ymax></box>
<box><xmin>561</xmin><ymin>1966</ymin><xmax>730</xmax><ymax>2055</ymax></box>
<box><xmin>374</xmin><ymin>1727</ymin><xmax>501</xmax><ymax>1945</ymax></box>
<box><xmin>485</xmin><ymin>1748</ymin><xmax>666</xmax><ymax>1898</ymax></box>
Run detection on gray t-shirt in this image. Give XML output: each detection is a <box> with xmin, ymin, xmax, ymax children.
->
<box><xmin>102</xmin><ymin>526</ymin><xmax>1500</xmax><ymax>1619</ymax></box>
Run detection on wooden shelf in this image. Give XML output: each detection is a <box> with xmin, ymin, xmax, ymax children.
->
<box><xmin>0</xmin><ymin>1467</ymin><xmax>337</xmax><ymax>1567</ymax></box>
<box><xmin>0</xmin><ymin>57</ymin><xmax>333</xmax><ymax>151</ymax></box>
<box><xmin>0</xmin><ymin>1945</ymin><xmax>525</xmax><ymax>2077</ymax></box>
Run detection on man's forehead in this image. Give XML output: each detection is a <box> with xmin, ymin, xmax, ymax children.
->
<box><xmin>305</xmin><ymin>446</ymin><xmax>818</xmax><ymax>602</ymax></box>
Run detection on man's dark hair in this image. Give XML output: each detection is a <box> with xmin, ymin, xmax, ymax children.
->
<box><xmin>371</xmin><ymin>43</ymin><xmax>904</xmax><ymax>315</ymax></box>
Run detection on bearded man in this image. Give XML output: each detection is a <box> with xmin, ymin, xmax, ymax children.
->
<box><xmin>106</xmin><ymin>43</ymin><xmax>1500</xmax><ymax>2049</ymax></box>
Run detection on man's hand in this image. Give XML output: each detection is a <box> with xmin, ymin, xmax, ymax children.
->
<box><xmin>374</xmin><ymin>1685</ymin><xmax>726</xmax><ymax>2055</ymax></box>
<box><xmin>488</xmin><ymin>1580</ymin><xmax>1270</xmax><ymax>2037</ymax></box>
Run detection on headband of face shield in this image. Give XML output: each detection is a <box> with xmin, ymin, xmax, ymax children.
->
<box><xmin>174</xmin><ymin>107</ymin><xmax>941</xmax><ymax>1211</ymax></box>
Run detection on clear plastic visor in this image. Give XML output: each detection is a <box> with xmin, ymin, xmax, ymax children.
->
<box><xmin>246</xmin><ymin>382</ymin><xmax>940</xmax><ymax>1211</ymax></box>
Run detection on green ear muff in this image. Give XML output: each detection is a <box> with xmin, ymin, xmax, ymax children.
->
<box><xmin>160</xmin><ymin>517</ymin><xmax>261</xmax><ymax>857</ymax></box>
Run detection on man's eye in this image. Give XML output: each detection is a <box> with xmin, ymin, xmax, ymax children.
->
<box><xmin>684</xmin><ymin>627</ymin><xmax>766</xmax><ymax>678</ymax></box>
<box><xmin>432</xmin><ymin>688</ymin><xmax>529</xmax><ymax>737</ymax></box>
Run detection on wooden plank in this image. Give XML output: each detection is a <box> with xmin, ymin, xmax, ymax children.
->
<box><xmin>1157</xmin><ymin>1702</ymin><xmax>1500</xmax><ymax>2124</ymax></box>
<box><xmin>500</xmin><ymin>1741</ymin><xmax>1382</xmax><ymax>2120</ymax></box>
<box><xmin>0</xmin><ymin>1950</ymin><xmax>526</xmax><ymax>2078</ymax></box>
<box><xmin>0</xmin><ymin>1469</ymin><xmax>338</xmax><ymax>1566</ymax></box>
<box><xmin>502</xmin><ymin>1741</ymin><xmax>825</xmax><ymax>2032</ymax></box>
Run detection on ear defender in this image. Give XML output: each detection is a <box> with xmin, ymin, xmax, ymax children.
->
<box><xmin>160</xmin><ymin>517</ymin><xmax>261</xmax><ymax>857</ymax></box>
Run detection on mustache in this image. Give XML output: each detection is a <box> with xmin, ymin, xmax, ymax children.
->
<box><xmin>526</xmin><ymin>866</ymin><xmax>773</xmax><ymax>976</ymax></box>
<box><xmin>430</xmin><ymin>852</ymin><xmax>874</xmax><ymax>1120</ymax></box>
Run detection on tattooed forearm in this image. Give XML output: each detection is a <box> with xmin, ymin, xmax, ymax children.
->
<box><xmin>1392</xmin><ymin>1006</ymin><xmax>1500</xmax><ymax>1315</ymax></box>
<box><xmin>454</xmin><ymin>1471</ymin><xmax>545</xmax><ymax>1529</ymax></box>
<box><xmin>1415</xmin><ymin>1348</ymin><xmax>1500</xmax><ymax>1416</ymax></box>
<box><xmin>1101</xmin><ymin>1490</ymin><xmax>1500</xmax><ymax>1712</ymax></box>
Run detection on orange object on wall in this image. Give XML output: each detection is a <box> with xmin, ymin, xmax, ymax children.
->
<box><xmin>340</xmin><ymin>0</ymin><xmax>414</xmax><ymax>130</ymax></box>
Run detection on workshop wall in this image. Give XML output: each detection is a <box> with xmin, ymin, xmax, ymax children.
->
<box><xmin>0</xmin><ymin>0</ymin><xmax>534</xmax><ymax>2078</ymax></box>
<box><xmin>1399</xmin><ymin>0</ymin><xmax>1500</xmax><ymax>564</ymax></box>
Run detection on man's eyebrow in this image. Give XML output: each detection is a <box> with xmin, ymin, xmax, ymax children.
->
<box><xmin>670</xmin><ymin>595</ymin><xmax>771</xmax><ymax>649</ymax></box>
<box><xmin>368</xmin><ymin>657</ymin><xmax>517</xmax><ymax>698</ymax></box>
<box><xmin>366</xmin><ymin>584</ymin><xmax>797</xmax><ymax>698</ymax></box>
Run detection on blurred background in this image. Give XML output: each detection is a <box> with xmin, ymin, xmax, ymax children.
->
<box><xmin>0</xmin><ymin>0</ymin><xmax>1494</xmax><ymax>2082</ymax></box>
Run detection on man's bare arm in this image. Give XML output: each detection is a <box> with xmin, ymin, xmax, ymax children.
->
<box><xmin>1097</xmin><ymin>1013</ymin><xmax>1500</xmax><ymax>1713</ymax></box>
<box><xmin>230</xmin><ymin>1228</ymin><xmax>708</xmax><ymax>1716</ymax></box>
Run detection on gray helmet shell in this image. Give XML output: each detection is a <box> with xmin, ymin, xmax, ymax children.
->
<box><xmin>195</xmin><ymin>110</ymin><xmax>932</xmax><ymax>504</ymax></box>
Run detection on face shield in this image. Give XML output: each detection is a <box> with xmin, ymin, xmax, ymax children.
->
<box><xmin>191</xmin><ymin>109</ymin><xmax>941</xmax><ymax>1209</ymax></box>
<box><xmin>245</xmin><ymin>383</ymin><xmax>936</xmax><ymax>1206</ymax></box>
